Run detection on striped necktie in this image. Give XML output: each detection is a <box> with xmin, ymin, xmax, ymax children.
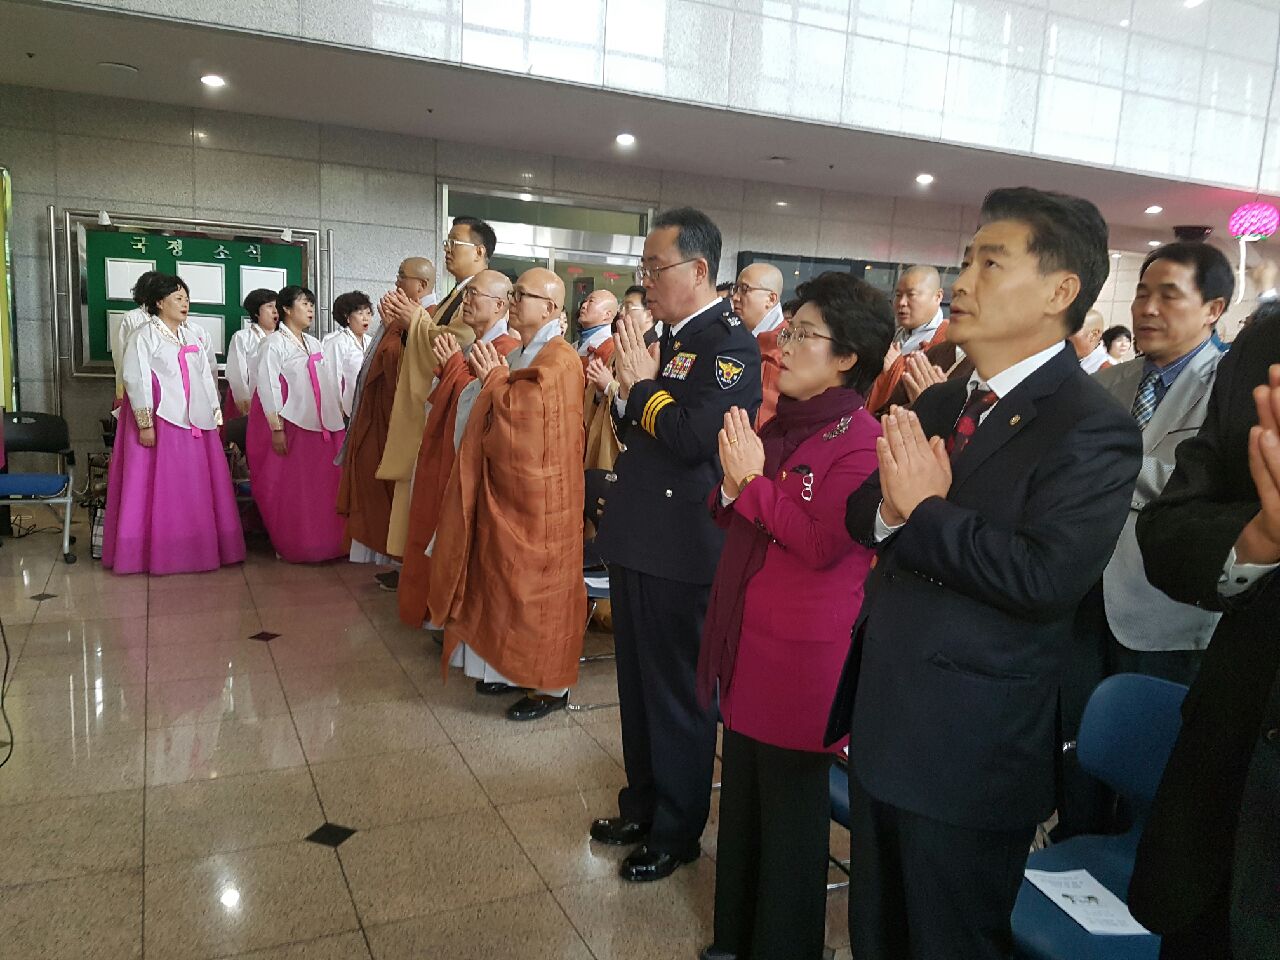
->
<box><xmin>947</xmin><ymin>386</ymin><xmax>997</xmax><ymax>459</ymax></box>
<box><xmin>1131</xmin><ymin>369</ymin><xmax>1161</xmax><ymax>428</ymax></box>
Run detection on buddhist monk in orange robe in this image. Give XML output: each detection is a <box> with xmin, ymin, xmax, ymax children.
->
<box><xmin>429</xmin><ymin>268</ymin><xmax>586</xmax><ymax>722</ymax></box>
<box><xmin>574</xmin><ymin>288</ymin><xmax>618</xmax><ymax>372</ymax></box>
<box><xmin>398</xmin><ymin>270</ymin><xmax>519</xmax><ymax>630</ymax></box>
<box><xmin>336</xmin><ymin>257</ymin><xmax>435</xmax><ymax>562</ymax></box>
<box><xmin>729</xmin><ymin>262</ymin><xmax>787</xmax><ymax>427</ymax></box>
<box><xmin>865</xmin><ymin>264</ymin><xmax>947</xmax><ymax>415</ymax></box>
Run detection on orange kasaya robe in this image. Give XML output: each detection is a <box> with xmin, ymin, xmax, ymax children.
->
<box><xmin>866</xmin><ymin>319</ymin><xmax>950</xmax><ymax>416</ymax></box>
<box><xmin>756</xmin><ymin>326</ymin><xmax>783</xmax><ymax>429</ymax></box>
<box><xmin>429</xmin><ymin>337</ymin><xmax>587</xmax><ymax>691</ymax></box>
<box><xmin>583</xmin><ymin>334</ymin><xmax>615</xmax><ymax>372</ymax></box>
<box><xmin>398</xmin><ymin>333</ymin><xmax>520</xmax><ymax>629</ymax></box>
<box><xmin>336</xmin><ymin>330</ymin><xmax>403</xmax><ymax>558</ymax></box>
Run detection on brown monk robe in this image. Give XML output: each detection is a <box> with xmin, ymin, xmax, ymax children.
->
<box><xmin>429</xmin><ymin>268</ymin><xmax>587</xmax><ymax>722</ymax></box>
<box><xmin>377</xmin><ymin>217</ymin><xmax>493</xmax><ymax>558</ymax></box>
<box><xmin>398</xmin><ymin>270</ymin><xmax>519</xmax><ymax>630</ymax></box>
<box><xmin>335</xmin><ymin>257</ymin><xmax>435</xmax><ymax>561</ymax></box>
<box><xmin>729</xmin><ymin>262</ymin><xmax>787</xmax><ymax>427</ymax></box>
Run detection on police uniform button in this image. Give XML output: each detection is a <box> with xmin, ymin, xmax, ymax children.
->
<box><xmin>1265</xmin><ymin>726</ymin><xmax>1280</xmax><ymax>743</ymax></box>
<box><xmin>664</xmin><ymin>489</ymin><xmax>673</xmax><ymax>498</ymax></box>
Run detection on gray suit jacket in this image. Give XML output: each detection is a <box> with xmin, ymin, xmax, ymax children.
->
<box><xmin>1094</xmin><ymin>344</ymin><xmax>1224</xmax><ymax>651</ymax></box>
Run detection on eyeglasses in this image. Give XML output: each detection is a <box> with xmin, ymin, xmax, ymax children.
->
<box><xmin>463</xmin><ymin>286</ymin><xmax>506</xmax><ymax>306</ymax></box>
<box><xmin>443</xmin><ymin>238</ymin><xmax>479</xmax><ymax>252</ymax></box>
<box><xmin>508</xmin><ymin>287</ymin><xmax>561</xmax><ymax>310</ymax></box>
<box><xmin>729</xmin><ymin>282</ymin><xmax>772</xmax><ymax>297</ymax></box>
<box><xmin>778</xmin><ymin>327</ymin><xmax>835</xmax><ymax>347</ymax></box>
<box><xmin>637</xmin><ymin>257</ymin><xmax>700</xmax><ymax>283</ymax></box>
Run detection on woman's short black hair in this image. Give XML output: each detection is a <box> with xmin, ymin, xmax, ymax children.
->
<box><xmin>1101</xmin><ymin>325</ymin><xmax>1132</xmax><ymax>351</ymax></box>
<box><xmin>1246</xmin><ymin>299</ymin><xmax>1280</xmax><ymax>331</ymax></box>
<box><xmin>792</xmin><ymin>271</ymin><xmax>895</xmax><ymax>395</ymax></box>
<box><xmin>144</xmin><ymin>274</ymin><xmax>191</xmax><ymax>315</ymax></box>
<box><xmin>332</xmin><ymin>290</ymin><xmax>373</xmax><ymax>328</ymax></box>
<box><xmin>242</xmin><ymin>288</ymin><xmax>277</xmax><ymax>324</ymax></box>
<box><xmin>131</xmin><ymin>270</ymin><xmax>166</xmax><ymax>307</ymax></box>
<box><xmin>781</xmin><ymin>298</ymin><xmax>801</xmax><ymax>317</ymax></box>
<box><xmin>277</xmin><ymin>285</ymin><xmax>316</xmax><ymax>319</ymax></box>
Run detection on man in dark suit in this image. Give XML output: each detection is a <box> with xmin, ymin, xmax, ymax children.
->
<box><xmin>826</xmin><ymin>186</ymin><xmax>1143</xmax><ymax>960</ymax></box>
<box><xmin>1128</xmin><ymin>314</ymin><xmax>1280</xmax><ymax>959</ymax></box>
<box><xmin>591</xmin><ymin>207</ymin><xmax>762</xmax><ymax>882</ymax></box>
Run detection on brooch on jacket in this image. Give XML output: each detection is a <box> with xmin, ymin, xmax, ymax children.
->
<box><xmin>823</xmin><ymin>415</ymin><xmax>853</xmax><ymax>440</ymax></box>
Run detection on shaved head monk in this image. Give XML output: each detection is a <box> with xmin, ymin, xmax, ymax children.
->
<box><xmin>375</xmin><ymin>217</ymin><xmax>494</xmax><ymax>576</ymax></box>
<box><xmin>865</xmin><ymin>264</ymin><xmax>946</xmax><ymax>414</ymax></box>
<box><xmin>1070</xmin><ymin>308</ymin><xmax>1112</xmax><ymax>374</ymax></box>
<box><xmin>398</xmin><ymin>269</ymin><xmax>520</xmax><ymax>631</ymax></box>
<box><xmin>336</xmin><ymin>256</ymin><xmax>438</xmax><ymax>564</ymax></box>
<box><xmin>576</xmin><ymin>288</ymin><xmax>620</xmax><ymax>370</ymax></box>
<box><xmin>730</xmin><ymin>261</ymin><xmax>786</xmax><ymax>426</ymax></box>
<box><xmin>429</xmin><ymin>267</ymin><xmax>587</xmax><ymax>722</ymax></box>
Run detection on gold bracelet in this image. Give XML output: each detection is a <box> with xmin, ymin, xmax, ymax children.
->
<box><xmin>740</xmin><ymin>472</ymin><xmax>761</xmax><ymax>488</ymax></box>
<box><xmin>134</xmin><ymin>408</ymin><xmax>154</xmax><ymax>429</ymax></box>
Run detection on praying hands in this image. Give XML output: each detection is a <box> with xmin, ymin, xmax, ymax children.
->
<box><xmin>877</xmin><ymin>405</ymin><xmax>951</xmax><ymax>525</ymax></box>
<box><xmin>614</xmin><ymin>315</ymin><xmax>660</xmax><ymax>399</ymax></box>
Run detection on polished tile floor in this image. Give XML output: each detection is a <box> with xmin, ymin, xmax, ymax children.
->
<box><xmin>0</xmin><ymin>527</ymin><xmax>853</xmax><ymax>960</ymax></box>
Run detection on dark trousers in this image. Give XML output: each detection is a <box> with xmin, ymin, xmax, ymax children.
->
<box><xmin>609</xmin><ymin>564</ymin><xmax>717</xmax><ymax>853</ymax></box>
<box><xmin>711</xmin><ymin>729</ymin><xmax>833</xmax><ymax>960</ymax></box>
<box><xmin>1056</xmin><ymin>583</ymin><xmax>1204</xmax><ymax>840</ymax></box>
<box><xmin>846</xmin><ymin>768</ymin><xmax>1036</xmax><ymax>960</ymax></box>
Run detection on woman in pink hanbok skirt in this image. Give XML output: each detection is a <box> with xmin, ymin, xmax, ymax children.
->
<box><xmin>247</xmin><ymin>285</ymin><xmax>347</xmax><ymax>563</ymax></box>
<box><xmin>103</xmin><ymin>274</ymin><xmax>246</xmax><ymax>575</ymax></box>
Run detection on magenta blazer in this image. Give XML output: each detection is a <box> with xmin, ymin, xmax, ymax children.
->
<box><xmin>710</xmin><ymin>408</ymin><xmax>880</xmax><ymax>753</ymax></box>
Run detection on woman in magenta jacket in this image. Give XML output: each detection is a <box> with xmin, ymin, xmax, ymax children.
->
<box><xmin>698</xmin><ymin>271</ymin><xmax>894</xmax><ymax>960</ymax></box>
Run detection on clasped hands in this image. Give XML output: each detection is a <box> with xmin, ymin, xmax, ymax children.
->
<box><xmin>432</xmin><ymin>332</ymin><xmax>461</xmax><ymax>368</ymax></box>
<box><xmin>877</xmin><ymin>405</ymin><xmax>951</xmax><ymax>526</ymax></box>
<box><xmin>718</xmin><ymin>407</ymin><xmax>766</xmax><ymax>500</ymax></box>
<box><xmin>585</xmin><ymin>356</ymin><xmax>615</xmax><ymax>395</ymax></box>
<box><xmin>379</xmin><ymin>289</ymin><xmax>416</xmax><ymax>332</ymax></box>
<box><xmin>614</xmin><ymin>315</ymin><xmax>660</xmax><ymax>400</ymax></box>
<box><xmin>1237</xmin><ymin>363</ymin><xmax>1280</xmax><ymax>565</ymax></box>
<box><xmin>468</xmin><ymin>339</ymin><xmax>507</xmax><ymax>381</ymax></box>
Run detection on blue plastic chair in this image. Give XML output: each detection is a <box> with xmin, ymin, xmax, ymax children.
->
<box><xmin>1012</xmin><ymin>673</ymin><xmax>1189</xmax><ymax>960</ymax></box>
<box><xmin>1</xmin><ymin>411</ymin><xmax>77</xmax><ymax>563</ymax></box>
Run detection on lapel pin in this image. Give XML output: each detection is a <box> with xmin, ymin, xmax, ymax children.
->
<box><xmin>1009</xmin><ymin>415</ymin><xmax>1021</xmax><ymax>426</ymax></box>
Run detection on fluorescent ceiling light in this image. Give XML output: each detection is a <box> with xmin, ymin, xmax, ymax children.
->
<box><xmin>915</xmin><ymin>173</ymin><xmax>935</xmax><ymax>185</ymax></box>
<box><xmin>200</xmin><ymin>74</ymin><xmax>227</xmax><ymax>88</ymax></box>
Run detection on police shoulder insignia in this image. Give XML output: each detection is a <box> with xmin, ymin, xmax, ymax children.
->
<box><xmin>715</xmin><ymin>355</ymin><xmax>746</xmax><ymax>390</ymax></box>
<box><xmin>720</xmin><ymin>312</ymin><xmax>742</xmax><ymax>329</ymax></box>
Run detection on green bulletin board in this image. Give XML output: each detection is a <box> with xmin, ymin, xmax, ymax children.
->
<box><xmin>84</xmin><ymin>229</ymin><xmax>304</xmax><ymax>366</ymax></box>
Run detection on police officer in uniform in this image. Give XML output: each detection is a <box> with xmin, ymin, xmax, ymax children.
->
<box><xmin>591</xmin><ymin>207</ymin><xmax>763</xmax><ymax>881</ymax></box>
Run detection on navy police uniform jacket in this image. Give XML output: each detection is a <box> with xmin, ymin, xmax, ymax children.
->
<box><xmin>594</xmin><ymin>298</ymin><xmax>762</xmax><ymax>585</ymax></box>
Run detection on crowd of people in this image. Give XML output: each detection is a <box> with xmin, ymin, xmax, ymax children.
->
<box><xmin>96</xmin><ymin>188</ymin><xmax>1280</xmax><ymax>960</ymax></box>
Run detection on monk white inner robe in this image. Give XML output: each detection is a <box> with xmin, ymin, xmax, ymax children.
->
<box><xmin>430</xmin><ymin>317</ymin><xmax>587</xmax><ymax>696</ymax></box>
<box><xmin>322</xmin><ymin>326</ymin><xmax>370</xmax><ymax>417</ymax></box>
<box><xmin>375</xmin><ymin>280</ymin><xmax>476</xmax><ymax>557</ymax></box>
<box><xmin>225</xmin><ymin>322</ymin><xmax>270</xmax><ymax>410</ymax></box>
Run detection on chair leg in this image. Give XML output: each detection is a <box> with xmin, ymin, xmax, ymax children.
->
<box><xmin>826</xmin><ymin>854</ymin><xmax>851</xmax><ymax>892</ymax></box>
<box><xmin>62</xmin><ymin>496</ymin><xmax>76</xmax><ymax>563</ymax></box>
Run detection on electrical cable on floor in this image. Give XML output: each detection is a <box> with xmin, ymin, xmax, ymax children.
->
<box><xmin>0</xmin><ymin>613</ymin><xmax>13</xmax><ymax>770</ymax></box>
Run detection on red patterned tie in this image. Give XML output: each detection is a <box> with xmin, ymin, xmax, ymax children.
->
<box><xmin>946</xmin><ymin>387</ymin><xmax>997</xmax><ymax>459</ymax></box>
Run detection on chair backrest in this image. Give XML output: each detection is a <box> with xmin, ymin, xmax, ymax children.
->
<box><xmin>1077</xmin><ymin>673</ymin><xmax>1188</xmax><ymax>809</ymax></box>
<box><xmin>3</xmin><ymin>411</ymin><xmax>71</xmax><ymax>456</ymax></box>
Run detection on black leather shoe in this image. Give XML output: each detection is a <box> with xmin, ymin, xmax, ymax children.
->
<box><xmin>699</xmin><ymin>948</ymin><xmax>737</xmax><ymax>960</ymax></box>
<box><xmin>475</xmin><ymin>680</ymin><xmax>522</xmax><ymax>696</ymax></box>
<box><xmin>619</xmin><ymin>843</ymin><xmax>700</xmax><ymax>882</ymax></box>
<box><xmin>375</xmin><ymin>570</ymin><xmax>399</xmax><ymax>592</ymax></box>
<box><xmin>506</xmin><ymin>692</ymin><xmax>569</xmax><ymax>721</ymax></box>
<box><xmin>589</xmin><ymin>817</ymin><xmax>650</xmax><ymax>846</ymax></box>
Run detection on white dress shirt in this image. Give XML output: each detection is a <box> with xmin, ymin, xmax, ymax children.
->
<box><xmin>254</xmin><ymin>328</ymin><xmax>345</xmax><ymax>433</ymax></box>
<box><xmin>122</xmin><ymin>319</ymin><xmax>222</xmax><ymax>431</ymax></box>
<box><xmin>225</xmin><ymin>323</ymin><xmax>270</xmax><ymax>407</ymax></box>
<box><xmin>875</xmin><ymin>341</ymin><xmax>1066</xmax><ymax>541</ymax></box>
<box><xmin>1078</xmin><ymin>343</ymin><xmax>1111</xmax><ymax>375</ymax></box>
<box><xmin>752</xmin><ymin>302</ymin><xmax>785</xmax><ymax>338</ymax></box>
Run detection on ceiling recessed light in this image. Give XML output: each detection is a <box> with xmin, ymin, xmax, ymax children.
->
<box><xmin>518</xmin><ymin>193</ymin><xmax>534</xmax><ymax>202</ymax></box>
<box><xmin>520</xmin><ymin>171</ymin><xmax>534</xmax><ymax>180</ymax></box>
<box><xmin>615</xmin><ymin>132</ymin><xmax>636</xmax><ymax>147</ymax></box>
<box><xmin>1145</xmin><ymin>205</ymin><xmax>1164</xmax><ymax>215</ymax></box>
<box><xmin>775</xmin><ymin>200</ymin><xmax>789</xmax><ymax>207</ymax></box>
<box><xmin>200</xmin><ymin>74</ymin><xmax>226</xmax><ymax>88</ymax></box>
<box><xmin>1120</xmin><ymin>18</ymin><xmax>1130</xmax><ymax>27</ymax></box>
<box><xmin>915</xmin><ymin>173</ymin><xmax>935</xmax><ymax>186</ymax></box>
<box><xmin>1148</xmin><ymin>240</ymin><xmax>1162</xmax><ymax>247</ymax></box>
<box><xmin>97</xmin><ymin>61</ymin><xmax>139</xmax><ymax>75</ymax></box>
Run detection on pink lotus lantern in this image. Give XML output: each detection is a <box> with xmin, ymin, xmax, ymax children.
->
<box><xmin>1228</xmin><ymin>202</ymin><xmax>1280</xmax><ymax>303</ymax></box>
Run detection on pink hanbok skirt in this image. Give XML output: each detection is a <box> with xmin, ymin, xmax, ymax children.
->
<box><xmin>103</xmin><ymin>387</ymin><xmax>246</xmax><ymax>576</ymax></box>
<box><xmin>247</xmin><ymin>391</ymin><xmax>346</xmax><ymax>563</ymax></box>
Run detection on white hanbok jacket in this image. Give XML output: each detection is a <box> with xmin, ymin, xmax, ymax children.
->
<box><xmin>225</xmin><ymin>323</ymin><xmax>271</xmax><ymax>408</ymax></box>
<box><xmin>254</xmin><ymin>328</ymin><xmax>345</xmax><ymax>433</ymax></box>
<box><xmin>321</xmin><ymin>327</ymin><xmax>370</xmax><ymax>417</ymax></box>
<box><xmin>122</xmin><ymin>319</ymin><xmax>222</xmax><ymax>432</ymax></box>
